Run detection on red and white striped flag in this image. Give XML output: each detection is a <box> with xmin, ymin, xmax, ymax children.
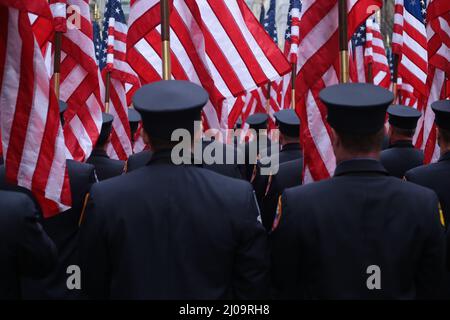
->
<box><xmin>294</xmin><ymin>0</ymin><xmax>383</xmax><ymax>183</ymax></box>
<box><xmin>102</xmin><ymin>0</ymin><xmax>141</xmax><ymax>161</ymax></box>
<box><xmin>392</xmin><ymin>0</ymin><xmax>428</xmax><ymax>108</ymax></box>
<box><xmin>349</xmin><ymin>15</ymin><xmax>391</xmax><ymax>89</ymax></box>
<box><xmin>421</xmin><ymin>0</ymin><xmax>449</xmax><ymax>163</ymax></box>
<box><xmin>48</xmin><ymin>0</ymin><xmax>103</xmax><ymax>162</ymax></box>
<box><xmin>127</xmin><ymin>0</ymin><xmax>290</xmax><ymax>130</ymax></box>
<box><xmin>0</xmin><ymin>0</ymin><xmax>71</xmax><ymax>217</ymax></box>
<box><xmin>366</xmin><ymin>16</ymin><xmax>391</xmax><ymax>88</ymax></box>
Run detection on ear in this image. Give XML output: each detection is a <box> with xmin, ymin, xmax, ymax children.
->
<box><xmin>436</xmin><ymin>127</ymin><xmax>442</xmax><ymax>148</ymax></box>
<box><xmin>331</xmin><ymin>128</ymin><xmax>339</xmax><ymax>148</ymax></box>
<box><xmin>143</xmin><ymin>129</ymin><xmax>151</xmax><ymax>146</ymax></box>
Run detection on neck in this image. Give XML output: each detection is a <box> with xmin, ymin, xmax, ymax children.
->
<box><xmin>441</xmin><ymin>146</ymin><xmax>450</xmax><ymax>157</ymax></box>
<box><xmin>390</xmin><ymin>135</ymin><xmax>413</xmax><ymax>145</ymax></box>
<box><xmin>336</xmin><ymin>152</ymin><xmax>380</xmax><ymax>165</ymax></box>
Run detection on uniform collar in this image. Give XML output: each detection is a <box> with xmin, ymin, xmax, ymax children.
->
<box><xmin>281</xmin><ymin>143</ymin><xmax>301</xmax><ymax>152</ymax></box>
<box><xmin>91</xmin><ymin>148</ymin><xmax>109</xmax><ymax>159</ymax></box>
<box><xmin>439</xmin><ymin>151</ymin><xmax>450</xmax><ymax>162</ymax></box>
<box><xmin>388</xmin><ymin>140</ymin><xmax>414</xmax><ymax>149</ymax></box>
<box><xmin>334</xmin><ymin>159</ymin><xmax>388</xmax><ymax>177</ymax></box>
<box><xmin>148</xmin><ymin>149</ymin><xmax>202</xmax><ymax>167</ymax></box>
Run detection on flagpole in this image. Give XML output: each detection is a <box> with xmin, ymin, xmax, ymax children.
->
<box><xmin>338</xmin><ymin>0</ymin><xmax>349</xmax><ymax>83</ymax></box>
<box><xmin>266</xmin><ymin>82</ymin><xmax>271</xmax><ymax>113</ymax></box>
<box><xmin>367</xmin><ymin>63</ymin><xmax>373</xmax><ymax>84</ymax></box>
<box><xmin>161</xmin><ymin>0</ymin><xmax>171</xmax><ymax>80</ymax></box>
<box><xmin>291</xmin><ymin>63</ymin><xmax>296</xmax><ymax>110</ymax></box>
<box><xmin>392</xmin><ymin>53</ymin><xmax>400</xmax><ymax>101</ymax></box>
<box><xmin>53</xmin><ymin>32</ymin><xmax>62</xmax><ymax>99</ymax></box>
<box><xmin>105</xmin><ymin>72</ymin><xmax>111</xmax><ymax>113</ymax></box>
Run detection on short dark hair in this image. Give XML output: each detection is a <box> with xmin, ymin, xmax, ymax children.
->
<box><xmin>148</xmin><ymin>136</ymin><xmax>180</xmax><ymax>151</ymax></box>
<box><xmin>439</xmin><ymin>127</ymin><xmax>450</xmax><ymax>144</ymax></box>
<box><xmin>336</xmin><ymin>128</ymin><xmax>384</xmax><ymax>153</ymax></box>
<box><xmin>392</xmin><ymin>126</ymin><xmax>415</xmax><ymax>138</ymax></box>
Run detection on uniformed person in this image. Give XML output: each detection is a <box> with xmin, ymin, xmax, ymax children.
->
<box><xmin>261</xmin><ymin>158</ymin><xmax>303</xmax><ymax>232</ymax></box>
<box><xmin>79</xmin><ymin>80</ymin><xmax>269</xmax><ymax>299</ymax></box>
<box><xmin>128</xmin><ymin>108</ymin><xmax>141</xmax><ymax>147</ymax></box>
<box><xmin>405</xmin><ymin>100</ymin><xmax>450</xmax><ymax>296</ymax></box>
<box><xmin>243</xmin><ymin>113</ymin><xmax>272</xmax><ymax>181</ymax></box>
<box><xmin>201</xmin><ymin>134</ymin><xmax>245</xmax><ymax>179</ymax></box>
<box><xmin>271</xmin><ymin>83</ymin><xmax>446</xmax><ymax>299</ymax></box>
<box><xmin>87</xmin><ymin>113</ymin><xmax>125</xmax><ymax>181</ymax></box>
<box><xmin>17</xmin><ymin>101</ymin><xmax>97</xmax><ymax>299</ymax></box>
<box><xmin>253</xmin><ymin>109</ymin><xmax>302</xmax><ymax>202</ymax></box>
<box><xmin>127</xmin><ymin>125</ymin><xmax>244</xmax><ymax>180</ymax></box>
<box><xmin>19</xmin><ymin>159</ymin><xmax>96</xmax><ymax>300</ymax></box>
<box><xmin>125</xmin><ymin>148</ymin><xmax>153</xmax><ymax>172</ymax></box>
<box><xmin>0</xmin><ymin>190</ymin><xmax>57</xmax><ymax>299</ymax></box>
<box><xmin>380</xmin><ymin>105</ymin><xmax>423</xmax><ymax>178</ymax></box>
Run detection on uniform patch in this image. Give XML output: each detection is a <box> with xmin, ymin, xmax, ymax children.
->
<box><xmin>271</xmin><ymin>195</ymin><xmax>283</xmax><ymax>232</ymax></box>
<box><xmin>439</xmin><ymin>203</ymin><xmax>445</xmax><ymax>228</ymax></box>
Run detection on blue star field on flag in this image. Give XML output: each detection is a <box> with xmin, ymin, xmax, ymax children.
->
<box><xmin>284</xmin><ymin>0</ymin><xmax>302</xmax><ymax>42</ymax></box>
<box><xmin>100</xmin><ymin>0</ymin><xmax>127</xmax><ymax>70</ymax></box>
<box><xmin>263</xmin><ymin>0</ymin><xmax>278</xmax><ymax>44</ymax></box>
<box><xmin>93</xmin><ymin>19</ymin><xmax>103</xmax><ymax>66</ymax></box>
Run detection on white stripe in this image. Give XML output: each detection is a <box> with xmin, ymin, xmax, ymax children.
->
<box><xmin>403</xmin><ymin>32</ymin><xmax>428</xmax><ymax>62</ymax></box>
<box><xmin>135</xmin><ymin>38</ymin><xmax>162</xmax><ymax>77</ymax></box>
<box><xmin>1</xmin><ymin>9</ymin><xmax>22</xmax><ymax>158</ymax></box>
<box><xmin>128</xmin><ymin>0</ymin><xmax>159</xmax><ymax>27</ymax></box>
<box><xmin>206</xmin><ymin>55</ymin><xmax>233</xmax><ymax>99</ymax></box>
<box><xmin>402</xmin><ymin>55</ymin><xmax>427</xmax><ymax>83</ymax></box>
<box><xmin>50</xmin><ymin>3</ymin><xmax>66</xmax><ymax>18</ymax></box>
<box><xmin>298</xmin><ymin>3</ymin><xmax>338</xmax><ymax>71</ymax></box>
<box><xmin>306</xmin><ymin>90</ymin><xmax>335</xmax><ymax>175</ymax></box>
<box><xmin>68</xmin><ymin>115</ymin><xmax>92</xmax><ymax>157</ymax></box>
<box><xmin>224</xmin><ymin>0</ymin><xmax>279</xmax><ymax>79</ymax></box>
<box><xmin>60</xmin><ymin>63</ymin><xmax>88</xmax><ymax>102</ymax></box>
<box><xmin>196</xmin><ymin>1</ymin><xmax>255</xmax><ymax>89</ymax></box>
<box><xmin>114</xmin><ymin>40</ymin><xmax>126</xmax><ymax>54</ymax></box>
<box><xmin>373</xmin><ymin>71</ymin><xmax>387</xmax><ymax>85</ymax></box>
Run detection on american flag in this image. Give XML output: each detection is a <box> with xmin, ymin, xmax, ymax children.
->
<box><xmin>392</xmin><ymin>0</ymin><xmax>428</xmax><ymax>107</ymax></box>
<box><xmin>349</xmin><ymin>15</ymin><xmax>391</xmax><ymax>88</ymax></box>
<box><xmin>259</xmin><ymin>2</ymin><xmax>265</xmax><ymax>25</ymax></box>
<box><xmin>0</xmin><ymin>0</ymin><xmax>71</xmax><ymax>216</ymax></box>
<box><xmin>126</xmin><ymin>0</ymin><xmax>291</xmax><ymax>130</ymax></box>
<box><xmin>294</xmin><ymin>0</ymin><xmax>383</xmax><ymax>183</ymax></box>
<box><xmin>349</xmin><ymin>22</ymin><xmax>368</xmax><ymax>83</ymax></box>
<box><xmin>47</xmin><ymin>0</ymin><xmax>103</xmax><ymax>162</ymax></box>
<box><xmin>421</xmin><ymin>0</ymin><xmax>449</xmax><ymax>163</ymax></box>
<box><xmin>386</xmin><ymin>47</ymin><xmax>395</xmax><ymax>84</ymax></box>
<box><xmin>93</xmin><ymin>19</ymin><xmax>102</xmax><ymax>66</ymax></box>
<box><xmin>285</xmin><ymin>0</ymin><xmax>302</xmax><ymax>64</ymax></box>
<box><xmin>277</xmin><ymin>0</ymin><xmax>303</xmax><ymax>112</ymax></box>
<box><xmin>264</xmin><ymin>0</ymin><xmax>278</xmax><ymax>44</ymax></box>
<box><xmin>100</xmin><ymin>0</ymin><xmax>140</xmax><ymax>160</ymax></box>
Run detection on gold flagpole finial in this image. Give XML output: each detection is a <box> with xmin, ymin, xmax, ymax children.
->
<box><xmin>94</xmin><ymin>2</ymin><xmax>100</xmax><ymax>22</ymax></box>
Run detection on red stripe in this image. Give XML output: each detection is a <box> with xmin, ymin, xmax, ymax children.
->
<box><xmin>238</xmin><ymin>0</ymin><xmax>290</xmax><ymax>76</ymax></box>
<box><xmin>127</xmin><ymin>1</ymin><xmax>163</xmax><ymax>49</ymax></box>
<box><xmin>127</xmin><ymin>45</ymin><xmax>161</xmax><ymax>84</ymax></box>
<box><xmin>171</xmin><ymin>7</ymin><xmax>222</xmax><ymax>106</ymax></box>
<box><xmin>6</xmin><ymin>11</ymin><xmax>35</xmax><ymax>185</ymax></box>
<box><xmin>206</xmin><ymin>0</ymin><xmax>270</xmax><ymax>86</ymax></box>
<box><xmin>0</xmin><ymin>7</ymin><xmax>8</xmax><ymax>93</ymax></box>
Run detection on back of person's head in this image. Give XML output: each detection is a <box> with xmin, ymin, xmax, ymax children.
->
<box><xmin>319</xmin><ymin>83</ymin><xmax>393</xmax><ymax>162</ymax></box>
<box><xmin>431</xmin><ymin>100</ymin><xmax>450</xmax><ymax>152</ymax></box>
<box><xmin>133</xmin><ymin>80</ymin><xmax>208</xmax><ymax>153</ymax></box>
